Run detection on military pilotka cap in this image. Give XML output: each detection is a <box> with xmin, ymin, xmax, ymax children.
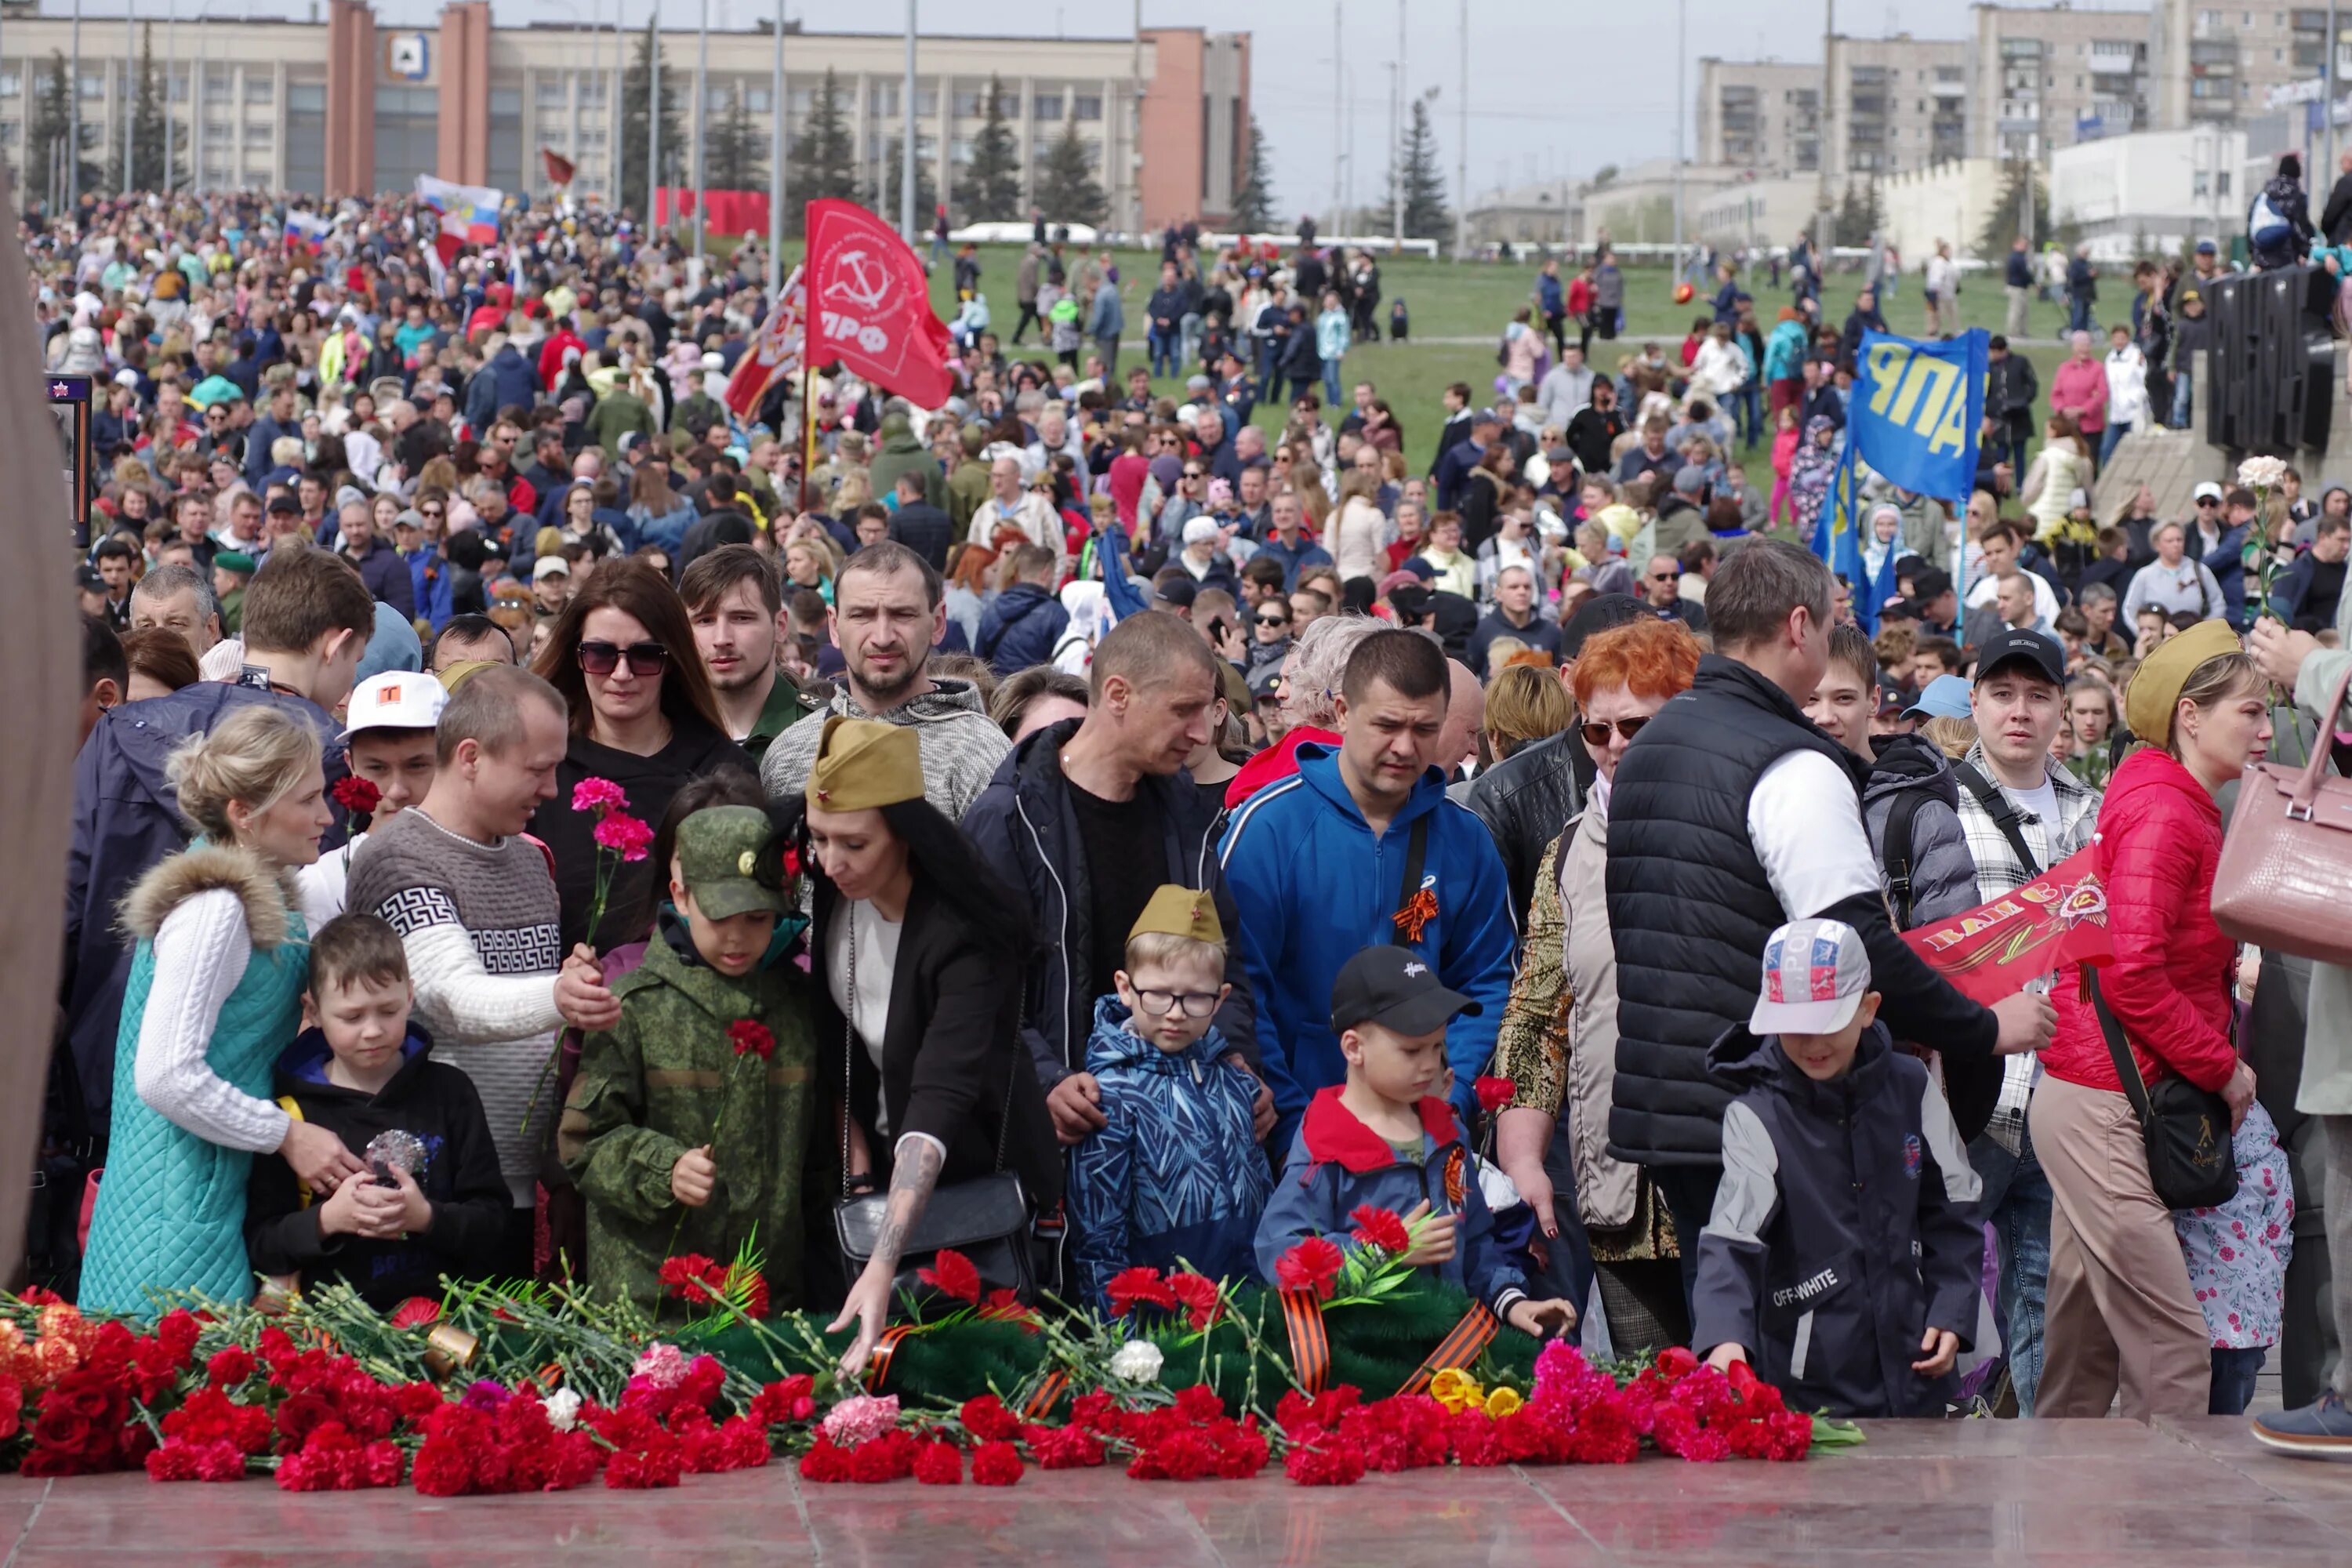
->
<box><xmin>674</xmin><ymin>806</ymin><xmax>786</xmax><ymax>921</ymax></box>
<box><xmin>806</xmin><ymin>716</ymin><xmax>924</xmax><ymax>812</ymax></box>
<box><xmin>1130</xmin><ymin>884</ymin><xmax>1224</xmax><ymax>947</ymax></box>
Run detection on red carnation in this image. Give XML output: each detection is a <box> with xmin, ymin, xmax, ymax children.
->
<box><xmin>913</xmin><ymin>1440</ymin><xmax>964</xmax><ymax>1485</ymax></box>
<box><xmin>1274</xmin><ymin>1236</ymin><xmax>1345</xmax><ymax>1300</ymax></box>
<box><xmin>749</xmin><ymin>1375</ymin><xmax>817</xmax><ymax>1426</ymax></box>
<box><xmin>1025</xmin><ymin>1424</ymin><xmax>1106</xmax><ymax>1468</ymax></box>
<box><xmin>916</xmin><ymin>1248</ymin><xmax>982</xmax><ymax>1305</ymax></box>
<box><xmin>205</xmin><ymin>1346</ymin><xmax>256</xmax><ymax>1388</ymax></box>
<box><xmin>1284</xmin><ymin>1439</ymin><xmax>1367</xmax><ymax>1486</ymax></box>
<box><xmin>154</xmin><ymin>1309</ymin><xmax>202</xmax><ymax>1368</ymax></box>
<box><xmin>959</xmin><ymin>1394</ymin><xmax>1022</xmax><ymax>1443</ymax></box>
<box><xmin>1347</xmin><ymin>1204</ymin><xmax>1410</xmax><ymax>1254</ymax></box>
<box><xmin>971</xmin><ymin>1439</ymin><xmax>1024</xmax><ymax>1486</ymax></box>
<box><xmin>799</xmin><ymin>1436</ymin><xmax>851</xmax><ymax>1483</ymax></box>
<box><xmin>1472</xmin><ymin>1075</ymin><xmax>1516</xmax><ymax>1112</ymax></box>
<box><xmin>1166</xmin><ymin>1271</ymin><xmax>1224</xmax><ymax>1331</ymax></box>
<box><xmin>0</xmin><ymin>1375</ymin><xmax>23</xmax><ymax>1442</ymax></box>
<box><xmin>387</xmin><ymin>1296</ymin><xmax>441</xmax><ymax>1329</ymax></box>
<box><xmin>728</xmin><ymin>1019</ymin><xmax>775</xmax><ymax>1059</ymax></box>
<box><xmin>332</xmin><ymin>775</ymin><xmax>382</xmax><ymax>817</ymax></box>
<box><xmin>593</xmin><ymin>811</ymin><xmax>655</xmax><ymax>862</ymax></box>
<box><xmin>1105</xmin><ymin>1265</ymin><xmax>1178</xmax><ymax>1316</ymax></box>
<box><xmin>657</xmin><ymin>1254</ymin><xmax>722</xmax><ymax>1304</ymax></box>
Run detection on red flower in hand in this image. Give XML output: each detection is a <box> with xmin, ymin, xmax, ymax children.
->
<box><xmin>1105</xmin><ymin>1266</ymin><xmax>1178</xmax><ymax>1316</ymax></box>
<box><xmin>1472</xmin><ymin>1076</ymin><xmax>1516</xmax><ymax>1113</ymax></box>
<box><xmin>1347</xmin><ymin>1204</ymin><xmax>1410</xmax><ymax>1254</ymax></box>
<box><xmin>728</xmin><ymin>1020</ymin><xmax>775</xmax><ymax>1059</ymax></box>
<box><xmin>593</xmin><ymin>811</ymin><xmax>655</xmax><ymax>862</ymax></box>
<box><xmin>571</xmin><ymin>777</ymin><xmax>628</xmax><ymax>814</ymax></box>
<box><xmin>657</xmin><ymin>1254</ymin><xmax>722</xmax><ymax>1304</ymax></box>
<box><xmin>1275</xmin><ymin>1236</ymin><xmax>1345</xmax><ymax>1301</ymax></box>
<box><xmin>1166</xmin><ymin>1271</ymin><xmax>1223</xmax><ymax>1331</ymax></box>
<box><xmin>916</xmin><ymin>1248</ymin><xmax>982</xmax><ymax>1305</ymax></box>
<box><xmin>331</xmin><ymin>775</ymin><xmax>381</xmax><ymax>816</ymax></box>
<box><xmin>387</xmin><ymin>1297</ymin><xmax>440</xmax><ymax>1329</ymax></box>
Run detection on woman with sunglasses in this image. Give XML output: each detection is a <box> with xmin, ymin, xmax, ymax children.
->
<box><xmin>788</xmin><ymin>719</ymin><xmax>1057</xmax><ymax>1373</ymax></box>
<box><xmin>1493</xmin><ymin>612</ymin><xmax>1702</xmax><ymax>1357</ymax></box>
<box><xmin>531</xmin><ymin>559</ymin><xmax>739</xmax><ymax>953</ymax></box>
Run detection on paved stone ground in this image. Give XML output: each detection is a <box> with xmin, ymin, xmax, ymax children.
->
<box><xmin>3</xmin><ymin>1417</ymin><xmax>2350</xmax><ymax>1566</ymax></box>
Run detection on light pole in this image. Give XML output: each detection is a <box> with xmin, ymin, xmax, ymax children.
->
<box><xmin>1386</xmin><ymin>60</ymin><xmax>1399</xmax><ymax>253</ymax></box>
<box><xmin>1672</xmin><ymin>0</ymin><xmax>1686</xmax><ymax>292</ymax></box>
<box><xmin>124</xmin><ymin>2</ymin><xmax>135</xmax><ymax>193</ymax></box>
<box><xmin>1815</xmin><ymin>0</ymin><xmax>1835</xmax><ymax>267</ymax></box>
<box><xmin>610</xmin><ymin>0</ymin><xmax>623</xmax><ymax>210</ymax></box>
<box><xmin>768</xmin><ymin>0</ymin><xmax>784</xmax><ymax>295</ymax></box>
<box><xmin>68</xmin><ymin>0</ymin><xmax>80</xmax><ymax>213</ymax></box>
<box><xmin>693</xmin><ymin>0</ymin><xmax>708</xmax><ymax>264</ymax></box>
<box><xmin>900</xmin><ymin>0</ymin><xmax>916</xmax><ymax>243</ymax></box>
<box><xmin>648</xmin><ymin>12</ymin><xmax>661</xmax><ymax>233</ymax></box>
<box><xmin>1330</xmin><ymin>0</ymin><xmax>1343</xmax><ymax>238</ymax></box>
<box><xmin>165</xmin><ymin>0</ymin><xmax>176</xmax><ymax>194</ymax></box>
<box><xmin>1454</xmin><ymin>0</ymin><xmax>1467</xmax><ymax>261</ymax></box>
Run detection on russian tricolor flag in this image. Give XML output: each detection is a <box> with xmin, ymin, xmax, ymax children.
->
<box><xmin>285</xmin><ymin>209</ymin><xmax>332</xmax><ymax>253</ymax></box>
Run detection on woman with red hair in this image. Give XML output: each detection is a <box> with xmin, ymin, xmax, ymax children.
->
<box><xmin>1494</xmin><ymin>613</ymin><xmax>1703</xmax><ymax>1354</ymax></box>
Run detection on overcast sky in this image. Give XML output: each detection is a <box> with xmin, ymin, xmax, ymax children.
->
<box><xmin>104</xmin><ymin>0</ymin><xmax>2155</xmax><ymax>209</ymax></box>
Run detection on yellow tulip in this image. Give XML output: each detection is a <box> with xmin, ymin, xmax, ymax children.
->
<box><xmin>1483</xmin><ymin>1386</ymin><xmax>1523</xmax><ymax>1419</ymax></box>
<box><xmin>1428</xmin><ymin>1367</ymin><xmax>1485</xmax><ymax>1413</ymax></box>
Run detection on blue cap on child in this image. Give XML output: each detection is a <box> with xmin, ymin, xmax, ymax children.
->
<box><xmin>1751</xmin><ymin>917</ymin><xmax>1870</xmax><ymax>1036</ymax></box>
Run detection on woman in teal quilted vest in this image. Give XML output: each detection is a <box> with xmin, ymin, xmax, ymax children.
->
<box><xmin>80</xmin><ymin>706</ymin><xmax>368</xmax><ymax>1314</ymax></box>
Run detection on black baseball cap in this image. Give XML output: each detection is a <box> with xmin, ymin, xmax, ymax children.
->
<box><xmin>1330</xmin><ymin>946</ymin><xmax>1483</xmax><ymax>1037</ymax></box>
<box><xmin>1909</xmin><ymin>566</ymin><xmax>1953</xmax><ymax>601</ymax></box>
<box><xmin>1153</xmin><ymin>577</ymin><xmax>1198</xmax><ymax>609</ymax></box>
<box><xmin>1974</xmin><ymin>627</ymin><xmax>2065</xmax><ymax>688</ymax></box>
<box><xmin>266</xmin><ymin>492</ymin><xmax>302</xmax><ymax>514</ymax></box>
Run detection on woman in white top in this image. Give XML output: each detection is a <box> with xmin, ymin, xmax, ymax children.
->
<box><xmin>800</xmin><ymin>718</ymin><xmax>1056</xmax><ymax>1374</ymax></box>
<box><xmin>1324</xmin><ymin>467</ymin><xmax>1393</xmax><ymax>587</ymax></box>
<box><xmin>2122</xmin><ymin>519</ymin><xmax>2227</xmax><ymax>626</ymax></box>
<box><xmin>2020</xmin><ymin>411</ymin><xmax>2094</xmax><ymax>542</ymax></box>
<box><xmin>78</xmin><ymin>706</ymin><xmax>368</xmax><ymax>1312</ymax></box>
<box><xmin>2100</xmin><ymin>324</ymin><xmax>2151</xmax><ymax>466</ymax></box>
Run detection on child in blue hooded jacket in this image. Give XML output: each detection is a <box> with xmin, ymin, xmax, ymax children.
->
<box><xmin>1069</xmin><ymin>886</ymin><xmax>1272</xmax><ymax>1308</ymax></box>
<box><xmin>1254</xmin><ymin>946</ymin><xmax>1578</xmax><ymax>1339</ymax></box>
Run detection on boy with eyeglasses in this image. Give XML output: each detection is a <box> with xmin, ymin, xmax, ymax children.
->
<box><xmin>1066</xmin><ymin>887</ymin><xmax>1275</xmax><ymax>1311</ymax></box>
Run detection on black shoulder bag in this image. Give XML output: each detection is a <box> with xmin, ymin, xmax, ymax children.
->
<box><xmin>831</xmin><ymin>906</ymin><xmax>1037</xmax><ymax>1303</ymax></box>
<box><xmin>2082</xmin><ymin>966</ymin><xmax>2238</xmax><ymax>1210</ymax></box>
<box><xmin>1882</xmin><ymin>789</ymin><xmax>1929</xmax><ymax>930</ymax></box>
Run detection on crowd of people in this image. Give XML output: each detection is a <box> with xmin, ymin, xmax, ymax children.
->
<box><xmin>29</xmin><ymin>179</ymin><xmax>2352</xmax><ymax>1449</ymax></box>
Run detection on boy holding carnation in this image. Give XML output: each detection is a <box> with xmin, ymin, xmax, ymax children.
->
<box><xmin>245</xmin><ymin>913</ymin><xmax>512</xmax><ymax>1308</ymax></box>
<box><xmin>1253</xmin><ymin>946</ymin><xmax>1577</xmax><ymax>1338</ymax></box>
<box><xmin>561</xmin><ymin>805</ymin><xmax>815</xmax><ymax>1319</ymax></box>
<box><xmin>1693</xmin><ymin>917</ymin><xmax>1984</xmax><ymax>1418</ymax></box>
<box><xmin>1068</xmin><ymin>886</ymin><xmax>1274</xmax><ymax>1309</ymax></box>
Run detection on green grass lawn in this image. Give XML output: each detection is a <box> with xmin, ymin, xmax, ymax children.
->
<box><xmin>745</xmin><ymin>238</ymin><xmax>2074</xmax><ymax>499</ymax></box>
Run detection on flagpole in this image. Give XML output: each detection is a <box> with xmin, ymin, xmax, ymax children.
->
<box><xmin>799</xmin><ymin>354</ymin><xmax>816</xmax><ymax>513</ymax></box>
<box><xmin>767</xmin><ymin>0</ymin><xmax>784</xmax><ymax>298</ymax></box>
<box><xmin>693</xmin><ymin>0</ymin><xmax>708</xmax><ymax>265</ymax></box>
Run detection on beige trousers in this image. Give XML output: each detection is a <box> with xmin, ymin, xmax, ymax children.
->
<box><xmin>2031</xmin><ymin>1073</ymin><xmax>2213</xmax><ymax>1419</ymax></box>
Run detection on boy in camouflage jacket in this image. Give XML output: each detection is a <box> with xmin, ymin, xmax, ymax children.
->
<box><xmin>561</xmin><ymin>806</ymin><xmax>815</xmax><ymax>1319</ymax></box>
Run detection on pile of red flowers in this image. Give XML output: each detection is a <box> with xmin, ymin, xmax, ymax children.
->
<box><xmin>657</xmin><ymin>1254</ymin><xmax>771</xmax><ymax>1319</ymax></box>
<box><xmin>799</xmin><ymin>1385</ymin><xmax>1266</xmax><ymax>1486</ymax></box>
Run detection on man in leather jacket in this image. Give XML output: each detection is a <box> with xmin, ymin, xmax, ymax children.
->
<box><xmin>1465</xmin><ymin>593</ymin><xmax>1654</xmax><ymax>932</ymax></box>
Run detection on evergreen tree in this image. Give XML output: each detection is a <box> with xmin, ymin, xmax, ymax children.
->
<box><xmin>1396</xmin><ymin>98</ymin><xmax>1450</xmax><ymax>247</ymax></box>
<box><xmin>1973</xmin><ymin>160</ymin><xmax>2049</xmax><ymax>260</ymax></box>
<box><xmin>113</xmin><ymin>24</ymin><xmax>183</xmax><ymax>191</ymax></box>
<box><xmin>617</xmin><ymin>20</ymin><xmax>685</xmax><ymax>220</ymax></box>
<box><xmin>1231</xmin><ymin>112</ymin><xmax>1274</xmax><ymax>232</ymax></box>
<box><xmin>956</xmin><ymin>75</ymin><xmax>1022</xmax><ymax>221</ymax></box>
<box><xmin>31</xmin><ymin>52</ymin><xmax>103</xmax><ymax>204</ymax></box>
<box><xmin>796</xmin><ymin>67</ymin><xmax>860</xmax><ymax>221</ymax></box>
<box><xmin>869</xmin><ymin>135</ymin><xmax>938</xmax><ymax>227</ymax></box>
<box><xmin>702</xmin><ymin>80</ymin><xmax>765</xmax><ymax>194</ymax></box>
<box><xmin>1833</xmin><ymin>180</ymin><xmax>1884</xmax><ymax>248</ymax></box>
<box><xmin>1034</xmin><ymin>125</ymin><xmax>1106</xmax><ymax>227</ymax></box>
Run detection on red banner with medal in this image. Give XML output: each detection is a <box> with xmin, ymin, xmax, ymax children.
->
<box><xmin>1900</xmin><ymin>846</ymin><xmax>2113</xmax><ymax>1004</ymax></box>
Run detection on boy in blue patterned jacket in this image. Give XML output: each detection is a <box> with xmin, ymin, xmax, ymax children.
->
<box><xmin>1068</xmin><ymin>886</ymin><xmax>1273</xmax><ymax>1309</ymax></box>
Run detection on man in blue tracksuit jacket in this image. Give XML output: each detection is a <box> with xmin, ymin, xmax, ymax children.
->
<box><xmin>1219</xmin><ymin>632</ymin><xmax>1515</xmax><ymax>1142</ymax></box>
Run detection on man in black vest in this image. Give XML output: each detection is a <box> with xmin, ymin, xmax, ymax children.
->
<box><xmin>1605</xmin><ymin>539</ymin><xmax>2054</xmax><ymax>1299</ymax></box>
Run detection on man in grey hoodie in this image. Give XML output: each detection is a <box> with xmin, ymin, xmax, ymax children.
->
<box><xmin>758</xmin><ymin>543</ymin><xmax>1011</xmax><ymax>820</ymax></box>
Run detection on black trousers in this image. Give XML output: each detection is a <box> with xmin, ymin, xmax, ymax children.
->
<box><xmin>1646</xmin><ymin>1162</ymin><xmax>1722</xmax><ymax>1319</ymax></box>
<box><xmin>1011</xmin><ymin>302</ymin><xmax>1041</xmax><ymax>343</ymax></box>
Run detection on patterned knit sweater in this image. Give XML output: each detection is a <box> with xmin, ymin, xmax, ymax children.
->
<box><xmin>757</xmin><ymin>678</ymin><xmax>1011</xmax><ymax>821</ymax></box>
<box><xmin>344</xmin><ymin>808</ymin><xmax>564</xmax><ymax>1204</ymax></box>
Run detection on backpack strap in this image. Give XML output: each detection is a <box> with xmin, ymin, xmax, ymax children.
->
<box><xmin>1952</xmin><ymin>760</ymin><xmax>2042</xmax><ymax>878</ymax></box>
<box><xmin>1881</xmin><ymin>789</ymin><xmax>1928</xmax><ymax>930</ymax></box>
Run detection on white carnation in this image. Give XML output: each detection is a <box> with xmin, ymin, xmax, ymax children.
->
<box><xmin>542</xmin><ymin>1388</ymin><xmax>583</xmax><ymax>1432</ymax></box>
<box><xmin>2238</xmin><ymin>456</ymin><xmax>2289</xmax><ymax>491</ymax></box>
<box><xmin>1108</xmin><ymin>1340</ymin><xmax>1164</xmax><ymax>1385</ymax></box>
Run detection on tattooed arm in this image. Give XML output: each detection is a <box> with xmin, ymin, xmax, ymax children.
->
<box><xmin>829</xmin><ymin>1133</ymin><xmax>946</xmax><ymax>1376</ymax></box>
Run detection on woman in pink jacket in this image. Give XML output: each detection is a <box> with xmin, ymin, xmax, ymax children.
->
<box><xmin>2032</xmin><ymin>620</ymin><xmax>2267</xmax><ymax>1420</ymax></box>
<box><xmin>2049</xmin><ymin>331</ymin><xmax>2110</xmax><ymax>456</ymax></box>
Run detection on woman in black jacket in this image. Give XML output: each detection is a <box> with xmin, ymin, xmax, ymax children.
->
<box><xmin>791</xmin><ymin>717</ymin><xmax>1055</xmax><ymax>1374</ymax></box>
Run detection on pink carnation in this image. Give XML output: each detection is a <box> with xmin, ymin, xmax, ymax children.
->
<box><xmin>593</xmin><ymin>812</ymin><xmax>655</xmax><ymax>862</ymax></box>
<box><xmin>631</xmin><ymin>1343</ymin><xmax>688</xmax><ymax>1389</ymax></box>
<box><xmin>821</xmin><ymin>1395</ymin><xmax>901</xmax><ymax>1446</ymax></box>
<box><xmin>572</xmin><ymin>777</ymin><xmax>629</xmax><ymax>814</ymax></box>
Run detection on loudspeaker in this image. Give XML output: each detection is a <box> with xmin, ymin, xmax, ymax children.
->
<box><xmin>2205</xmin><ymin>267</ymin><xmax>2336</xmax><ymax>455</ymax></box>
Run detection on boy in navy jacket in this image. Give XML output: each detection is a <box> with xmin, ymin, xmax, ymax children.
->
<box><xmin>1693</xmin><ymin>917</ymin><xmax>1984</xmax><ymax>1418</ymax></box>
<box><xmin>1254</xmin><ymin>946</ymin><xmax>1577</xmax><ymax>1338</ymax></box>
<box><xmin>1067</xmin><ymin>887</ymin><xmax>1273</xmax><ymax>1308</ymax></box>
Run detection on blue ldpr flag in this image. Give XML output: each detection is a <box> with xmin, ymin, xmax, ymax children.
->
<box><xmin>1096</xmin><ymin>521</ymin><xmax>1152</xmax><ymax>622</ymax></box>
<box><xmin>1848</xmin><ymin>328</ymin><xmax>1989</xmax><ymax>503</ymax></box>
<box><xmin>1809</xmin><ymin>441</ymin><xmax>1875</xmax><ymax>636</ymax></box>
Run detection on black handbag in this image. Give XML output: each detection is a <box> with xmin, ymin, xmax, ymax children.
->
<box><xmin>829</xmin><ymin>908</ymin><xmax>1036</xmax><ymax>1302</ymax></box>
<box><xmin>2084</xmin><ymin>966</ymin><xmax>2238</xmax><ymax>1211</ymax></box>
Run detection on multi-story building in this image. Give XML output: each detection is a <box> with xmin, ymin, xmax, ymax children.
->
<box><xmin>2149</xmin><ymin>2</ymin><xmax>2346</xmax><ymax>132</ymax></box>
<box><xmin>1697</xmin><ymin>40</ymin><xmax>1969</xmax><ymax>180</ymax></box>
<box><xmin>1969</xmin><ymin>3</ymin><xmax>2154</xmax><ymax>160</ymax></box>
<box><xmin>0</xmin><ymin>0</ymin><xmax>1250</xmax><ymax>230</ymax></box>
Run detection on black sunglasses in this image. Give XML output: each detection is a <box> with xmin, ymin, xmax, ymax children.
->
<box><xmin>1255</xmin><ymin>613</ymin><xmax>1290</xmax><ymax>627</ymax></box>
<box><xmin>2195</xmin><ymin>496</ymin><xmax>2220</xmax><ymax>506</ymax></box>
<box><xmin>577</xmin><ymin>639</ymin><xmax>670</xmax><ymax>677</ymax></box>
<box><xmin>1580</xmin><ymin>715</ymin><xmax>1650</xmax><ymax>748</ymax></box>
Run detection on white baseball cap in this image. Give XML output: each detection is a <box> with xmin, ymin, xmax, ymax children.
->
<box><xmin>2192</xmin><ymin>481</ymin><xmax>2224</xmax><ymax>503</ymax></box>
<box><xmin>340</xmin><ymin>672</ymin><xmax>447</xmax><ymax>741</ymax></box>
<box><xmin>533</xmin><ymin>554</ymin><xmax>572</xmax><ymax>581</ymax></box>
<box><xmin>1750</xmin><ymin>917</ymin><xmax>1871</xmax><ymax>1036</ymax></box>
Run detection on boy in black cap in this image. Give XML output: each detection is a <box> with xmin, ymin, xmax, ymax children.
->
<box><xmin>1253</xmin><ymin>946</ymin><xmax>1577</xmax><ymax>1338</ymax></box>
